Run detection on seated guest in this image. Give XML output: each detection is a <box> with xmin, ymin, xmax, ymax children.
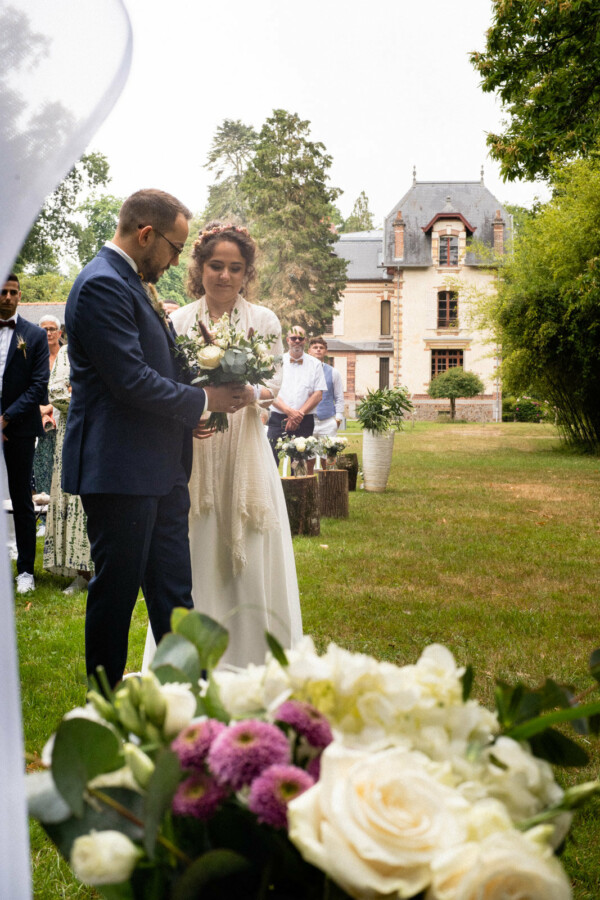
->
<box><xmin>267</xmin><ymin>325</ymin><xmax>325</xmax><ymax>466</ymax></box>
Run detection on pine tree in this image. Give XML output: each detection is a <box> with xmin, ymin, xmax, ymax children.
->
<box><xmin>241</xmin><ymin>109</ymin><xmax>347</xmax><ymax>334</ymax></box>
<box><xmin>341</xmin><ymin>190</ymin><xmax>374</xmax><ymax>233</ymax></box>
<box><xmin>202</xmin><ymin>119</ymin><xmax>257</xmax><ymax>224</ymax></box>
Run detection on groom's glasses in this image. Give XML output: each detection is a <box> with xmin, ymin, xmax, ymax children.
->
<box><xmin>139</xmin><ymin>225</ymin><xmax>184</xmax><ymax>259</ymax></box>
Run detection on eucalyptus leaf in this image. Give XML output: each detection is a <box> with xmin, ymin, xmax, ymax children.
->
<box><xmin>52</xmin><ymin>719</ymin><xmax>122</xmax><ymax>817</ymax></box>
<box><xmin>265</xmin><ymin>631</ymin><xmax>289</xmax><ymax>668</ymax></box>
<box><xmin>529</xmin><ymin>728</ymin><xmax>589</xmax><ymax>767</ymax></box>
<box><xmin>173</xmin><ymin>611</ymin><xmax>228</xmax><ymax>673</ymax></box>
<box><xmin>202</xmin><ymin>676</ymin><xmax>229</xmax><ymax>723</ymax></box>
<box><xmin>170</xmin><ymin>849</ymin><xmax>251</xmax><ymax>900</ymax></box>
<box><xmin>152</xmin><ymin>633</ymin><xmax>201</xmax><ymax>684</ymax></box>
<box><xmin>152</xmin><ymin>664</ymin><xmax>193</xmax><ymax>686</ymax></box>
<box><xmin>143</xmin><ymin>748</ymin><xmax>182</xmax><ymax>858</ymax></box>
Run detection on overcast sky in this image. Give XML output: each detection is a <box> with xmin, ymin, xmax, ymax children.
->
<box><xmin>88</xmin><ymin>0</ymin><xmax>549</xmax><ymax>224</ymax></box>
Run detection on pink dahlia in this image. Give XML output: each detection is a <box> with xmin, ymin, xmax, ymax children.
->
<box><xmin>248</xmin><ymin>764</ymin><xmax>314</xmax><ymax>829</ymax></box>
<box><xmin>208</xmin><ymin>720</ymin><xmax>290</xmax><ymax>790</ymax></box>
<box><xmin>172</xmin><ymin>772</ymin><xmax>227</xmax><ymax>820</ymax></box>
<box><xmin>275</xmin><ymin>700</ymin><xmax>333</xmax><ymax>749</ymax></box>
<box><xmin>171</xmin><ymin>718</ymin><xmax>226</xmax><ymax>771</ymax></box>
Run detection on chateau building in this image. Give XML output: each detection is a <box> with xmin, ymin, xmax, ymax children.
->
<box><xmin>329</xmin><ymin>172</ymin><xmax>510</xmax><ymax>421</ymax></box>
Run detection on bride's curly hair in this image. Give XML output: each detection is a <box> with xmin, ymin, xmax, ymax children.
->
<box><xmin>186</xmin><ymin>221</ymin><xmax>257</xmax><ymax>299</ymax></box>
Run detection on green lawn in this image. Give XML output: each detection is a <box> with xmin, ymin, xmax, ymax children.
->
<box><xmin>19</xmin><ymin>421</ymin><xmax>600</xmax><ymax>898</ymax></box>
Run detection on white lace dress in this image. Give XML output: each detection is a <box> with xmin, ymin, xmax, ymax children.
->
<box><xmin>143</xmin><ymin>296</ymin><xmax>302</xmax><ymax>668</ymax></box>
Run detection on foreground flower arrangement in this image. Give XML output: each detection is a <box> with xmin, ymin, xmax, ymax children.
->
<box><xmin>176</xmin><ymin>312</ymin><xmax>278</xmax><ymax>432</ymax></box>
<box><xmin>27</xmin><ymin>611</ymin><xmax>600</xmax><ymax>899</ymax></box>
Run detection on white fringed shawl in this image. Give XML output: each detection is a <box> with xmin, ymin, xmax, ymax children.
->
<box><xmin>170</xmin><ymin>296</ymin><xmax>283</xmax><ymax>574</ymax></box>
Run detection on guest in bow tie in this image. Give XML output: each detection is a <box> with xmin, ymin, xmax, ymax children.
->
<box><xmin>267</xmin><ymin>325</ymin><xmax>326</xmax><ymax>464</ymax></box>
<box><xmin>0</xmin><ymin>274</ymin><xmax>50</xmax><ymax>594</ymax></box>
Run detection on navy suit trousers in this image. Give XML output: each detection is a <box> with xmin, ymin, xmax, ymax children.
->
<box><xmin>4</xmin><ymin>436</ymin><xmax>36</xmax><ymax>574</ymax></box>
<box><xmin>81</xmin><ymin>473</ymin><xmax>194</xmax><ymax>688</ymax></box>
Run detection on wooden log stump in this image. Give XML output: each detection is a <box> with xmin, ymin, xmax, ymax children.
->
<box><xmin>281</xmin><ymin>475</ymin><xmax>320</xmax><ymax>536</ymax></box>
<box><xmin>317</xmin><ymin>468</ymin><xmax>349</xmax><ymax>518</ymax></box>
<box><xmin>335</xmin><ymin>453</ymin><xmax>359</xmax><ymax>491</ymax></box>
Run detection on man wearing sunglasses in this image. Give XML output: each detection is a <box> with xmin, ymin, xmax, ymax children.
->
<box><xmin>267</xmin><ymin>325</ymin><xmax>326</xmax><ymax>464</ymax></box>
<box><xmin>0</xmin><ymin>274</ymin><xmax>50</xmax><ymax>594</ymax></box>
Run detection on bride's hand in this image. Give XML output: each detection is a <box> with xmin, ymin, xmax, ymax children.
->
<box><xmin>237</xmin><ymin>384</ymin><xmax>256</xmax><ymax>409</ymax></box>
<box><xmin>193</xmin><ymin>420</ymin><xmax>217</xmax><ymax>440</ymax></box>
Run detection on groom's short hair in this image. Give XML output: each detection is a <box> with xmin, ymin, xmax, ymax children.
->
<box><xmin>118</xmin><ymin>189</ymin><xmax>192</xmax><ymax>236</ymax></box>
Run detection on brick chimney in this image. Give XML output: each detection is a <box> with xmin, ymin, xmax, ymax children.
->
<box><xmin>493</xmin><ymin>209</ymin><xmax>505</xmax><ymax>255</ymax></box>
<box><xmin>393</xmin><ymin>211</ymin><xmax>405</xmax><ymax>259</ymax></box>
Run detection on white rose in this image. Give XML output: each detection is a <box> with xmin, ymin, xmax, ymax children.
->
<box><xmin>288</xmin><ymin>744</ymin><xmax>468</xmax><ymax>899</ymax></box>
<box><xmin>427</xmin><ymin>830</ymin><xmax>572</xmax><ymax>900</ymax></box>
<box><xmin>71</xmin><ymin>830</ymin><xmax>141</xmax><ymax>885</ymax></box>
<box><xmin>197</xmin><ymin>344</ymin><xmax>225</xmax><ymax>369</ymax></box>
<box><xmin>159</xmin><ymin>682</ymin><xmax>197</xmax><ymax>738</ymax></box>
<box><xmin>294</xmin><ymin>438</ymin><xmax>307</xmax><ymax>453</ymax></box>
<box><xmin>255</xmin><ymin>341</ymin><xmax>270</xmax><ymax>357</ymax></box>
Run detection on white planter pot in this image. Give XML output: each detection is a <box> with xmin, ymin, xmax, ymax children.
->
<box><xmin>362</xmin><ymin>430</ymin><xmax>395</xmax><ymax>492</ymax></box>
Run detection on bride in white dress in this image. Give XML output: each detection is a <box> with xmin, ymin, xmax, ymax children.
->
<box><xmin>143</xmin><ymin>223</ymin><xmax>302</xmax><ymax>668</ymax></box>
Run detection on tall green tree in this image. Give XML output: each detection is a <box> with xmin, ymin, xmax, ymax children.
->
<box><xmin>488</xmin><ymin>154</ymin><xmax>600</xmax><ymax>451</ymax></box>
<box><xmin>75</xmin><ymin>194</ymin><xmax>123</xmax><ymax>266</ymax></box>
<box><xmin>341</xmin><ymin>190</ymin><xmax>375</xmax><ymax>233</ymax></box>
<box><xmin>427</xmin><ymin>369</ymin><xmax>485</xmax><ymax>420</ymax></box>
<box><xmin>471</xmin><ymin>1</ymin><xmax>600</xmax><ymax>181</ymax></box>
<box><xmin>202</xmin><ymin>119</ymin><xmax>257</xmax><ymax>224</ymax></box>
<box><xmin>15</xmin><ymin>151</ymin><xmax>110</xmax><ymax>273</ymax></box>
<box><xmin>241</xmin><ymin>109</ymin><xmax>347</xmax><ymax>333</ymax></box>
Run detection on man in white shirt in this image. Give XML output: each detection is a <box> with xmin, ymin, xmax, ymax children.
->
<box><xmin>308</xmin><ymin>336</ymin><xmax>344</xmax><ymax>437</ymax></box>
<box><xmin>267</xmin><ymin>325</ymin><xmax>326</xmax><ymax>463</ymax></box>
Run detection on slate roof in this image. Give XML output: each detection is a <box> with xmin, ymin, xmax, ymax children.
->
<box><xmin>334</xmin><ymin>230</ymin><xmax>389</xmax><ymax>281</ymax></box>
<box><xmin>382</xmin><ymin>180</ymin><xmax>512</xmax><ymax>267</ymax></box>
<box><xmin>18</xmin><ymin>303</ymin><xmax>66</xmax><ymax>326</ymax></box>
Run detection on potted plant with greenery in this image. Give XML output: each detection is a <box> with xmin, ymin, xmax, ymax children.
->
<box><xmin>355</xmin><ymin>386</ymin><xmax>413</xmax><ymax>491</ymax></box>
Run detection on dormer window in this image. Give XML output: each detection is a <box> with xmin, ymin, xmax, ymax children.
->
<box><xmin>439</xmin><ymin>236</ymin><xmax>458</xmax><ymax>267</ymax></box>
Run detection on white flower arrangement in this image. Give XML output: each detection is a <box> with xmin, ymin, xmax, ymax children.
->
<box><xmin>26</xmin><ymin>613</ymin><xmax>600</xmax><ymax>899</ymax></box>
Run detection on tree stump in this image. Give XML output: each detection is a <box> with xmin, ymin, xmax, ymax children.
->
<box><xmin>281</xmin><ymin>476</ymin><xmax>320</xmax><ymax>536</ymax></box>
<box><xmin>335</xmin><ymin>453</ymin><xmax>359</xmax><ymax>491</ymax></box>
<box><xmin>317</xmin><ymin>469</ymin><xmax>349</xmax><ymax>518</ymax></box>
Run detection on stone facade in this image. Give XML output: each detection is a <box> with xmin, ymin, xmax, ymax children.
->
<box><xmin>328</xmin><ymin>176</ymin><xmax>509</xmax><ymax>421</ymax></box>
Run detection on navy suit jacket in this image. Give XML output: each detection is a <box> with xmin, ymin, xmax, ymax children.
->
<box><xmin>62</xmin><ymin>246</ymin><xmax>206</xmax><ymax>496</ymax></box>
<box><xmin>1</xmin><ymin>316</ymin><xmax>49</xmax><ymax>439</ymax></box>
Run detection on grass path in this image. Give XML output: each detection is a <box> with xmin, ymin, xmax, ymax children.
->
<box><xmin>19</xmin><ymin>422</ymin><xmax>600</xmax><ymax>898</ymax></box>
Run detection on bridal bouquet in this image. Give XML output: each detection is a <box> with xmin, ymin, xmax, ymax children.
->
<box><xmin>276</xmin><ymin>434</ymin><xmax>320</xmax><ymax>476</ymax></box>
<box><xmin>27</xmin><ymin>610</ymin><xmax>600</xmax><ymax>900</ymax></box>
<box><xmin>176</xmin><ymin>312</ymin><xmax>279</xmax><ymax>432</ymax></box>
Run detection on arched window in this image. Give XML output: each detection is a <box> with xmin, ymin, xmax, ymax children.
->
<box><xmin>380</xmin><ymin>300</ymin><xmax>391</xmax><ymax>335</ymax></box>
<box><xmin>439</xmin><ymin>235</ymin><xmax>458</xmax><ymax>266</ymax></box>
<box><xmin>437</xmin><ymin>291</ymin><xmax>458</xmax><ymax>328</ymax></box>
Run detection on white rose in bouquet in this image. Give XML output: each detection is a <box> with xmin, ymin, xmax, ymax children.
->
<box><xmin>197</xmin><ymin>344</ymin><xmax>225</xmax><ymax>369</ymax></box>
<box><xmin>294</xmin><ymin>438</ymin><xmax>307</xmax><ymax>453</ymax></box>
<box><xmin>160</xmin><ymin>682</ymin><xmax>197</xmax><ymax>738</ymax></box>
<box><xmin>71</xmin><ymin>830</ymin><xmax>142</xmax><ymax>885</ymax></box>
<box><xmin>427</xmin><ymin>829</ymin><xmax>572</xmax><ymax>900</ymax></box>
<box><xmin>289</xmin><ymin>744</ymin><xmax>469</xmax><ymax>899</ymax></box>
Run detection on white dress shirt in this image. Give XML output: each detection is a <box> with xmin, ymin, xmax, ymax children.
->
<box><xmin>271</xmin><ymin>351</ymin><xmax>326</xmax><ymax>411</ymax></box>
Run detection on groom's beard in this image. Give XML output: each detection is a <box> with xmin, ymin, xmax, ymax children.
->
<box><xmin>139</xmin><ymin>249</ymin><xmax>168</xmax><ymax>285</ymax></box>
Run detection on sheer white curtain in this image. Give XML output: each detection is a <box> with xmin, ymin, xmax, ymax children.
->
<box><xmin>0</xmin><ymin>1</ymin><xmax>132</xmax><ymax>893</ymax></box>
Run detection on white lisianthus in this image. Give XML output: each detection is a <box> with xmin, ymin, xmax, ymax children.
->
<box><xmin>214</xmin><ymin>663</ymin><xmax>272</xmax><ymax>718</ymax></box>
<box><xmin>481</xmin><ymin>736</ymin><xmax>564</xmax><ymax>821</ymax></box>
<box><xmin>197</xmin><ymin>344</ymin><xmax>225</xmax><ymax>369</ymax></box>
<box><xmin>426</xmin><ymin>829</ymin><xmax>572</xmax><ymax>900</ymax></box>
<box><xmin>255</xmin><ymin>341</ymin><xmax>270</xmax><ymax>358</ymax></box>
<box><xmin>71</xmin><ymin>830</ymin><xmax>142</xmax><ymax>885</ymax></box>
<box><xmin>159</xmin><ymin>683</ymin><xmax>197</xmax><ymax>738</ymax></box>
<box><xmin>288</xmin><ymin>744</ymin><xmax>469</xmax><ymax>899</ymax></box>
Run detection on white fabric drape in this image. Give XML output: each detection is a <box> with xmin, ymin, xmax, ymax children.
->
<box><xmin>0</xmin><ymin>2</ymin><xmax>132</xmax><ymax>895</ymax></box>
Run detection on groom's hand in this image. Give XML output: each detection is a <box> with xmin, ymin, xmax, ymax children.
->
<box><xmin>204</xmin><ymin>383</ymin><xmax>245</xmax><ymax>414</ymax></box>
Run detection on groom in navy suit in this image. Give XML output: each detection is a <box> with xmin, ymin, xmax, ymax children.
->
<box><xmin>1</xmin><ymin>274</ymin><xmax>49</xmax><ymax>594</ymax></box>
<box><xmin>63</xmin><ymin>189</ymin><xmax>244</xmax><ymax>687</ymax></box>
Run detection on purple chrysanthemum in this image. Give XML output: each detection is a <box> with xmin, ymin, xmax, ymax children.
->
<box><xmin>208</xmin><ymin>720</ymin><xmax>291</xmax><ymax>790</ymax></box>
<box><xmin>171</xmin><ymin>718</ymin><xmax>226</xmax><ymax>771</ymax></box>
<box><xmin>275</xmin><ymin>700</ymin><xmax>333</xmax><ymax>749</ymax></box>
<box><xmin>248</xmin><ymin>764</ymin><xmax>314</xmax><ymax>829</ymax></box>
<box><xmin>172</xmin><ymin>772</ymin><xmax>227</xmax><ymax>820</ymax></box>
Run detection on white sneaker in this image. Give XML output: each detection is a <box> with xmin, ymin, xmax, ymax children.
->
<box><xmin>16</xmin><ymin>572</ymin><xmax>35</xmax><ymax>594</ymax></box>
<box><xmin>63</xmin><ymin>574</ymin><xmax>89</xmax><ymax>595</ymax></box>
